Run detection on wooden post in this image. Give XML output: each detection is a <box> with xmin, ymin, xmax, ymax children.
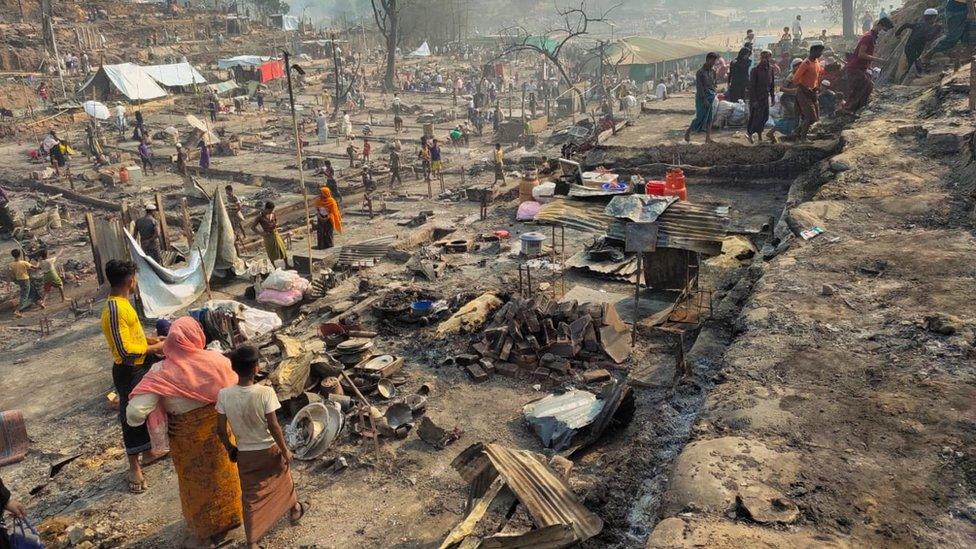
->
<box><xmin>970</xmin><ymin>56</ymin><xmax>976</xmax><ymax>112</ymax></box>
<box><xmin>197</xmin><ymin>248</ymin><xmax>213</xmax><ymax>301</ymax></box>
<box><xmin>179</xmin><ymin>197</ymin><xmax>194</xmax><ymax>246</ymax></box>
<box><xmin>154</xmin><ymin>193</ymin><xmax>170</xmax><ymax>252</ymax></box>
<box><xmin>632</xmin><ymin>253</ymin><xmax>642</xmax><ymax>346</ymax></box>
<box><xmin>85</xmin><ymin>212</ymin><xmax>104</xmax><ymax>285</ymax></box>
<box><xmin>119</xmin><ymin>199</ymin><xmax>132</xmax><ymax>232</ymax></box>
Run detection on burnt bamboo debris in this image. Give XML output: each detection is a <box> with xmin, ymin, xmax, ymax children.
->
<box><xmin>462</xmin><ymin>293</ymin><xmax>630</xmax><ymax>383</ymax></box>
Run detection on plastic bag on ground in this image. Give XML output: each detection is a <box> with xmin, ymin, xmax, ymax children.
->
<box><xmin>262</xmin><ymin>268</ymin><xmax>310</xmax><ymax>292</ymax></box>
<box><xmin>258</xmin><ymin>287</ymin><xmax>304</xmax><ymax>306</ymax></box>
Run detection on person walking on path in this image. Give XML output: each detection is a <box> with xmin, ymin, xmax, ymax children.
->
<box><xmin>792</xmin><ymin>43</ymin><xmax>825</xmax><ymax>141</ymax></box>
<box><xmin>746</xmin><ymin>49</ymin><xmax>775</xmax><ymax>144</ymax></box>
<box><xmin>684</xmin><ymin>52</ymin><xmax>719</xmax><ymax>143</ymax></box>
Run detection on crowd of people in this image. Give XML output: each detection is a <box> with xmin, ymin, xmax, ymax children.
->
<box><xmin>679</xmin><ymin>3</ymin><xmax>975</xmax><ymax>144</ymax></box>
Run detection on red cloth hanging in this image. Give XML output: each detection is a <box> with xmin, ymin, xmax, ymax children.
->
<box><xmin>258</xmin><ymin>60</ymin><xmax>284</xmax><ymax>83</ymax></box>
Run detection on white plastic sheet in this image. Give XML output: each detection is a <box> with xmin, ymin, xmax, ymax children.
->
<box><xmin>125</xmin><ymin>191</ymin><xmax>243</xmax><ymax>317</ymax></box>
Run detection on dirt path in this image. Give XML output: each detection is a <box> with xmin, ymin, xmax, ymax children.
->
<box><xmin>645</xmin><ymin>79</ymin><xmax>976</xmax><ymax>546</ymax></box>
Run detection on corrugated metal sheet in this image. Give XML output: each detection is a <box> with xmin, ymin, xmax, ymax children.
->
<box><xmin>565</xmin><ymin>250</ymin><xmax>638</xmax><ymax>282</ymax></box>
<box><xmin>567</xmin><ymin>183</ymin><xmax>629</xmax><ymax>198</ymax></box>
<box><xmin>337</xmin><ymin>235</ymin><xmax>396</xmax><ymax>265</ymax></box>
<box><xmin>523</xmin><ymin>390</ymin><xmax>605</xmax><ymax>450</ymax></box>
<box><xmin>604</xmin><ymin>195</ymin><xmax>677</xmax><ymax>222</ymax></box>
<box><xmin>534</xmin><ymin>199</ymin><xmax>612</xmax><ymax>234</ymax></box>
<box><xmin>484</xmin><ymin>443</ymin><xmax>604</xmax><ymax>543</ymax></box>
<box><xmin>608</xmin><ymin>201</ymin><xmax>730</xmax><ymax>255</ymax></box>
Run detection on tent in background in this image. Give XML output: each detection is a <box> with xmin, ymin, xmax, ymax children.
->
<box><xmin>77</xmin><ymin>63</ymin><xmax>168</xmax><ymax>101</ymax></box>
<box><xmin>217</xmin><ymin>55</ymin><xmax>271</xmax><ymax>69</ymax></box>
<box><xmin>406</xmin><ymin>41</ymin><xmax>431</xmax><ymax>58</ymax></box>
<box><xmin>143</xmin><ymin>62</ymin><xmax>207</xmax><ymax>89</ymax></box>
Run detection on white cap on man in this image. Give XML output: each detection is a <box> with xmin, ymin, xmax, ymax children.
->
<box><xmin>924</xmin><ymin>8</ymin><xmax>938</xmax><ymax>15</ymax></box>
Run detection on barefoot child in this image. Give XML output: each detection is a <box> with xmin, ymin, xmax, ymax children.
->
<box><xmin>38</xmin><ymin>248</ymin><xmax>66</xmax><ymax>305</ymax></box>
<box><xmin>217</xmin><ymin>345</ymin><xmax>306</xmax><ymax>548</ymax></box>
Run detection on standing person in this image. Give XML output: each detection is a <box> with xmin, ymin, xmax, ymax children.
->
<box><xmin>8</xmin><ymin>249</ymin><xmax>35</xmax><ymax>318</ymax></box>
<box><xmin>388</xmin><ymin>147</ymin><xmax>402</xmax><ymax>188</ymax></box>
<box><xmin>37</xmin><ymin>82</ymin><xmax>49</xmax><ymax>107</ymax></box>
<box><xmin>843</xmin><ymin>17</ymin><xmax>894</xmax><ymax>114</ymax></box>
<box><xmin>341</xmin><ymin>110</ymin><xmax>352</xmax><ymax>137</ymax></box>
<box><xmin>101</xmin><ymin>259</ymin><xmax>166</xmax><ymax>493</ymax></box>
<box><xmin>391</xmin><ymin>92</ymin><xmax>401</xmax><ymax>117</ymax></box>
<box><xmin>216</xmin><ymin>345</ymin><xmax>306</xmax><ymax>549</ymax></box>
<box><xmin>684</xmin><ymin>52</ymin><xmax>719</xmax><ymax>144</ymax></box>
<box><xmin>135</xmin><ymin>206</ymin><xmax>163</xmax><ymax>264</ymax></box>
<box><xmin>361</xmin><ymin>137</ymin><xmax>371</xmax><ymax>165</ymax></box>
<box><xmin>429</xmin><ymin>139</ymin><xmax>442</xmax><ymax>180</ymax></box>
<box><xmin>393</xmin><ymin>111</ymin><xmax>403</xmax><ymax>133</ymax></box>
<box><xmin>792</xmin><ymin>43</ymin><xmax>825</xmax><ymax>141</ymax></box>
<box><xmin>492</xmin><ymin>143</ymin><xmax>505</xmax><ymax>185</ymax></box>
<box><xmin>726</xmin><ymin>47</ymin><xmax>752</xmax><ymax>102</ymax></box>
<box><xmin>199</xmin><ymin>140</ymin><xmax>210</xmax><ymax>171</ymax></box>
<box><xmin>493</xmin><ymin>103</ymin><xmax>502</xmax><ymax>133</ymax></box>
<box><xmin>224</xmin><ymin>185</ymin><xmax>247</xmax><ymax>249</ymax></box>
<box><xmin>115</xmin><ymin>102</ymin><xmax>127</xmax><ymax>137</ymax></box>
<box><xmin>746</xmin><ymin>49</ymin><xmax>776</xmax><ymax>144</ymax></box>
<box><xmin>126</xmin><ymin>317</ymin><xmax>242</xmax><ymax>547</ymax></box>
<box><xmin>255</xmin><ymin>86</ymin><xmax>265</xmax><ymax>111</ymax></box>
<box><xmin>313</xmin><ymin>186</ymin><xmax>341</xmax><ymax>250</ymax></box>
<box><xmin>208</xmin><ymin>96</ymin><xmax>218</xmax><ymax>123</ymax></box>
<box><xmin>345</xmin><ymin>140</ymin><xmax>358</xmax><ymax>168</ymax></box>
<box><xmin>921</xmin><ymin>1</ymin><xmax>973</xmax><ymax>69</ymax></box>
<box><xmin>174</xmin><ymin>142</ymin><xmax>187</xmax><ymax>174</ymax></box>
<box><xmin>38</xmin><ymin>248</ymin><xmax>66</xmax><ymax>305</ymax></box>
<box><xmin>896</xmin><ymin>9</ymin><xmax>942</xmax><ymax>79</ymax></box>
<box><xmin>137</xmin><ymin>139</ymin><xmax>157</xmax><ymax>176</ymax></box>
<box><xmin>322</xmin><ymin>160</ymin><xmax>341</xmax><ymax>205</ymax></box>
<box><xmin>251</xmin><ymin>202</ymin><xmax>290</xmax><ymax>269</ymax></box>
<box><xmin>315</xmin><ymin>110</ymin><xmax>328</xmax><ymax>143</ymax></box>
<box><xmin>792</xmin><ymin>15</ymin><xmax>803</xmax><ymax>46</ymax></box>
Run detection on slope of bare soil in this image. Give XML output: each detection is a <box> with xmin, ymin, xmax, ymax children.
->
<box><xmin>645</xmin><ymin>79</ymin><xmax>976</xmax><ymax>547</ymax></box>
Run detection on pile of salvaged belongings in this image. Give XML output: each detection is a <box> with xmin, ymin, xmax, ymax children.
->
<box><xmin>440</xmin><ymin>442</ymin><xmax>603</xmax><ymax>548</ymax></box>
<box><xmin>460</xmin><ymin>293</ymin><xmax>630</xmax><ymax>383</ymax></box>
<box><xmin>256</xmin><ymin>268</ymin><xmax>311</xmax><ymax>307</ymax></box>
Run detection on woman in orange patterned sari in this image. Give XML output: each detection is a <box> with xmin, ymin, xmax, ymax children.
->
<box><xmin>127</xmin><ymin>317</ymin><xmax>242</xmax><ymax>546</ymax></box>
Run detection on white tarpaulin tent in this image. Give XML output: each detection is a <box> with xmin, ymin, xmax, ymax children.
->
<box><xmin>125</xmin><ymin>191</ymin><xmax>243</xmax><ymax>317</ymax></box>
<box><xmin>143</xmin><ymin>62</ymin><xmax>207</xmax><ymax>88</ymax></box>
<box><xmin>217</xmin><ymin>55</ymin><xmax>271</xmax><ymax>69</ymax></box>
<box><xmin>78</xmin><ymin>63</ymin><xmax>168</xmax><ymax>101</ymax></box>
<box><xmin>406</xmin><ymin>41</ymin><xmax>431</xmax><ymax>58</ymax></box>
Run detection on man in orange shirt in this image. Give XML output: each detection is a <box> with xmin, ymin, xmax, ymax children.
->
<box><xmin>792</xmin><ymin>43</ymin><xmax>825</xmax><ymax>141</ymax></box>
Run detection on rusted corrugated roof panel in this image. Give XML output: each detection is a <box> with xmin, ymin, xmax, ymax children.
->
<box><xmin>607</xmin><ymin>201</ymin><xmax>730</xmax><ymax>255</ymax></box>
<box><xmin>337</xmin><ymin>235</ymin><xmax>396</xmax><ymax>265</ymax></box>
<box><xmin>484</xmin><ymin>443</ymin><xmax>603</xmax><ymax>543</ymax></box>
<box><xmin>534</xmin><ymin>199</ymin><xmax>611</xmax><ymax>234</ymax></box>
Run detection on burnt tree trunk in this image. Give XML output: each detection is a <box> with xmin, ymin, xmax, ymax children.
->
<box><xmin>383</xmin><ymin>6</ymin><xmax>398</xmax><ymax>91</ymax></box>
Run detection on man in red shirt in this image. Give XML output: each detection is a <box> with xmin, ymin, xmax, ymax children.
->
<box><xmin>843</xmin><ymin>17</ymin><xmax>894</xmax><ymax>114</ymax></box>
<box><xmin>792</xmin><ymin>43</ymin><xmax>825</xmax><ymax>140</ymax></box>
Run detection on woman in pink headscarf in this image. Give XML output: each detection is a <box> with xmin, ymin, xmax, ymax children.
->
<box><xmin>126</xmin><ymin>316</ymin><xmax>242</xmax><ymax>546</ymax></box>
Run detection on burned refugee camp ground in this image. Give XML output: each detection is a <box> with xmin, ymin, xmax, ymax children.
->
<box><xmin>1</xmin><ymin>1</ymin><xmax>975</xmax><ymax>548</ymax></box>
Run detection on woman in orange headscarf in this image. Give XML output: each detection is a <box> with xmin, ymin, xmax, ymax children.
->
<box><xmin>314</xmin><ymin>186</ymin><xmax>342</xmax><ymax>250</ymax></box>
<box><xmin>126</xmin><ymin>316</ymin><xmax>242</xmax><ymax>546</ymax></box>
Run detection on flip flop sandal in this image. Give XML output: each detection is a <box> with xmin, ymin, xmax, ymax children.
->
<box><xmin>290</xmin><ymin>500</ymin><xmax>310</xmax><ymax>525</ymax></box>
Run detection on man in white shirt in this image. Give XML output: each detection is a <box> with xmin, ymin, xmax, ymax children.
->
<box><xmin>792</xmin><ymin>15</ymin><xmax>803</xmax><ymax>45</ymax></box>
<box><xmin>115</xmin><ymin>103</ymin><xmax>126</xmax><ymax>137</ymax></box>
<box><xmin>655</xmin><ymin>80</ymin><xmax>669</xmax><ymax>100</ymax></box>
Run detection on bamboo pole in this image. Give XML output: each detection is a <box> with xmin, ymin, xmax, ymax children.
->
<box><xmin>282</xmin><ymin>50</ymin><xmax>314</xmax><ymax>274</ymax></box>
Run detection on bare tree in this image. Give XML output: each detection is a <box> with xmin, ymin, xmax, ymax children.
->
<box><xmin>371</xmin><ymin>0</ymin><xmax>406</xmax><ymax>91</ymax></box>
<box><xmin>822</xmin><ymin>0</ymin><xmax>881</xmax><ymax>24</ymax></box>
<box><xmin>490</xmin><ymin>1</ymin><xmax>618</xmax><ymax>110</ymax></box>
